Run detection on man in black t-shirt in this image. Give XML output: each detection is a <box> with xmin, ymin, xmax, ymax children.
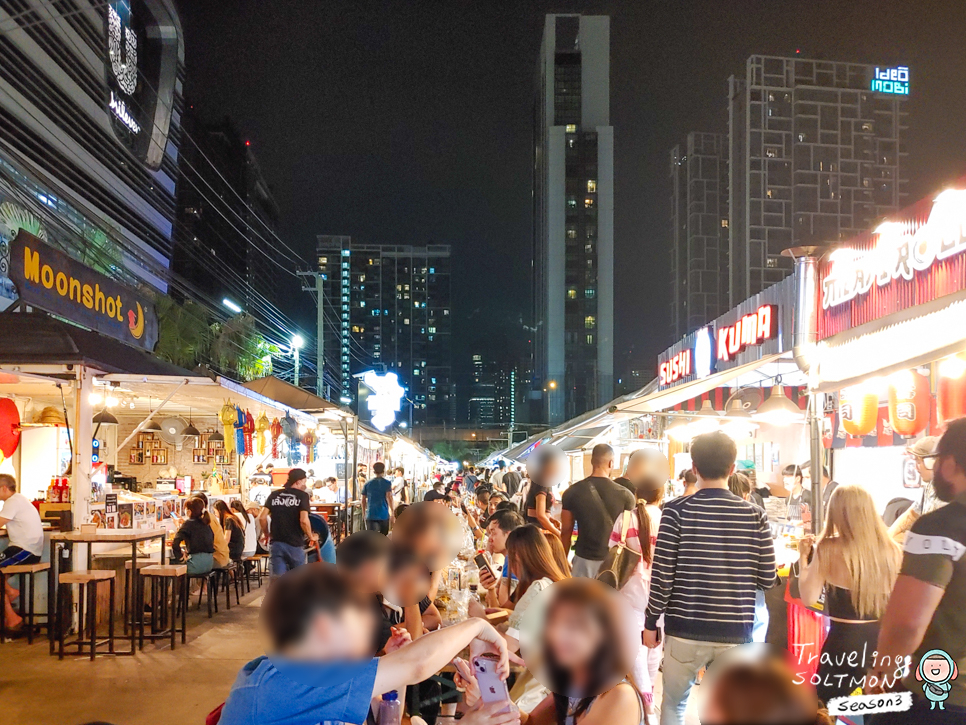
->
<box><xmin>560</xmin><ymin>444</ymin><xmax>634</xmax><ymax>578</ymax></box>
<box><xmin>260</xmin><ymin>468</ymin><xmax>317</xmax><ymax>578</ymax></box>
<box><xmin>502</xmin><ymin>467</ymin><xmax>523</xmax><ymax>498</ymax></box>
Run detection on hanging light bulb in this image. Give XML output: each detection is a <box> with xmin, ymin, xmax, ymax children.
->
<box><xmin>753</xmin><ymin>385</ymin><xmax>805</xmax><ymax>426</ymax></box>
<box><xmin>89</xmin><ymin>392</ymin><xmax>103</xmax><ymax>406</ymax></box>
<box><xmin>666</xmin><ymin>416</ymin><xmax>693</xmax><ymax>442</ymax></box>
<box><xmin>143</xmin><ymin>396</ymin><xmax>162</xmax><ymax>432</ymax></box>
<box><xmin>939</xmin><ymin>355</ymin><xmax>966</xmax><ymax>379</ymax></box>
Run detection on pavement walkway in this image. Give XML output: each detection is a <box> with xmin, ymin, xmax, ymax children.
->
<box><xmin>0</xmin><ymin>586</ymin><xmax>267</xmax><ymax>725</ymax></box>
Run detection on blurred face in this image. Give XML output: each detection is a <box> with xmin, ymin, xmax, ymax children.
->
<box><xmin>545</xmin><ymin>601</ymin><xmax>604</xmax><ymax>670</ymax></box>
<box><xmin>292</xmin><ymin>478</ymin><xmax>307</xmax><ymax>491</ymax></box>
<box><xmin>345</xmin><ymin>558</ymin><xmax>387</xmax><ymax>595</ymax></box>
<box><xmin>486</xmin><ymin>519</ymin><xmax>510</xmax><ymax>554</ymax></box>
<box><xmin>539</xmin><ymin>457</ymin><xmax>562</xmax><ymax>486</ymax></box>
<box><xmin>932</xmin><ymin>455</ymin><xmax>959</xmax><ymax>502</ymax></box>
<box><xmin>783</xmin><ymin>474</ymin><xmax>800</xmax><ymax>490</ymax></box>
<box><xmin>383</xmin><ymin>562</ymin><xmax>430</xmax><ymax>608</ymax></box>
<box><xmin>307</xmin><ymin>604</ymin><xmax>377</xmax><ymax>660</ymax></box>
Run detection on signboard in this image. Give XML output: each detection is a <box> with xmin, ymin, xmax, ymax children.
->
<box><xmin>716</xmin><ymin>305</ymin><xmax>777</xmax><ymax>362</ymax></box>
<box><xmin>659</xmin><ymin>349</ymin><xmax>691</xmax><ymax>387</ymax></box>
<box><xmin>357</xmin><ymin>371</ymin><xmax>405</xmax><ymax>431</ymax></box>
<box><xmin>818</xmin><ymin>182</ymin><xmax>966</xmax><ymax>339</ymax></box>
<box><xmin>871</xmin><ymin>66</ymin><xmax>909</xmax><ymax>95</ymax></box>
<box><xmin>103</xmin><ymin>0</ymin><xmax>182</xmax><ymax>171</ymax></box>
<box><xmin>657</xmin><ymin>275</ymin><xmax>794</xmax><ymax>389</ymax></box>
<box><xmin>9</xmin><ymin>230</ymin><xmax>158</xmax><ymax>351</ymax></box>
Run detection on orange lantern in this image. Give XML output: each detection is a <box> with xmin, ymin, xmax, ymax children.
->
<box><xmin>839</xmin><ymin>385</ymin><xmax>878</xmax><ymax>436</ymax></box>
<box><xmin>888</xmin><ymin>370</ymin><xmax>931</xmax><ymax>437</ymax></box>
<box><xmin>938</xmin><ymin>356</ymin><xmax>966</xmax><ymax>426</ymax></box>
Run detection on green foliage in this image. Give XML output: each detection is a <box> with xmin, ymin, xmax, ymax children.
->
<box><xmin>430</xmin><ymin>438</ymin><xmax>501</xmax><ymax>464</ymax></box>
<box><xmin>154</xmin><ymin>297</ymin><xmax>277</xmax><ymax>382</ymax></box>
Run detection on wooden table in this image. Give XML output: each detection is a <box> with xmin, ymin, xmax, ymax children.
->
<box><xmin>48</xmin><ymin>528</ymin><xmax>168</xmax><ymax>656</ymax></box>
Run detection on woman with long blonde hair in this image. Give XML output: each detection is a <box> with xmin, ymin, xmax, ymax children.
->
<box><xmin>798</xmin><ymin>484</ymin><xmax>901</xmax><ymax>705</ymax></box>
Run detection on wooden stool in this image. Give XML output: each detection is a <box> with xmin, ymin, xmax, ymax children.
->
<box><xmin>243</xmin><ymin>554</ymin><xmax>268</xmax><ymax>589</ymax></box>
<box><xmin>137</xmin><ymin>565</ymin><xmax>187</xmax><ymax>650</ymax></box>
<box><xmin>213</xmin><ymin>562</ymin><xmax>241</xmax><ymax>611</ymax></box>
<box><xmin>0</xmin><ymin>562</ymin><xmax>50</xmax><ymax>644</ymax></box>
<box><xmin>123</xmin><ymin>559</ymin><xmax>155</xmax><ymax>635</ymax></box>
<box><xmin>187</xmin><ymin>569</ymin><xmax>219</xmax><ymax>618</ymax></box>
<box><xmin>57</xmin><ymin>570</ymin><xmax>116</xmax><ymax>660</ymax></box>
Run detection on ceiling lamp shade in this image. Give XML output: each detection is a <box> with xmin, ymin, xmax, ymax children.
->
<box><xmin>723</xmin><ymin>396</ymin><xmax>754</xmax><ymax>419</ymax></box>
<box><xmin>689</xmin><ymin>399</ymin><xmax>722</xmax><ymax>436</ymax></box>
<box><xmin>143</xmin><ymin>417</ymin><xmax>162</xmax><ymax>432</ymax></box>
<box><xmin>753</xmin><ymin>386</ymin><xmax>805</xmax><ymax>426</ymax></box>
<box><xmin>208</xmin><ymin>429</ymin><xmax>225</xmax><ymax>442</ymax></box>
<box><xmin>666</xmin><ymin>416</ymin><xmax>693</xmax><ymax>442</ymax></box>
<box><xmin>182</xmin><ymin>422</ymin><xmax>201</xmax><ymax>437</ymax></box>
<box><xmin>93</xmin><ymin>410</ymin><xmax>119</xmax><ymax>425</ymax></box>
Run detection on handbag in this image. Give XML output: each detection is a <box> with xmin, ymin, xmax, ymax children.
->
<box><xmin>596</xmin><ymin>502</ymin><xmax>641</xmax><ymax>590</ymax></box>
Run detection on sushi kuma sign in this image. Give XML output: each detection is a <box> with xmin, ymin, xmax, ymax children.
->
<box><xmin>9</xmin><ymin>230</ymin><xmax>158</xmax><ymax>351</ymax></box>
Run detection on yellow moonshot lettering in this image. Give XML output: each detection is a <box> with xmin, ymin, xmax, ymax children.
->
<box><xmin>23</xmin><ymin>244</ymin><xmax>129</xmax><ymax>326</ymax></box>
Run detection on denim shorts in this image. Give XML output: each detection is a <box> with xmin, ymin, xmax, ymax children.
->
<box><xmin>270</xmin><ymin>541</ymin><xmax>307</xmax><ymax>577</ymax></box>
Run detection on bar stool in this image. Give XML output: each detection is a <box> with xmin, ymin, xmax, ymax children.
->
<box><xmin>242</xmin><ymin>554</ymin><xmax>268</xmax><ymax>589</ymax></box>
<box><xmin>213</xmin><ymin>561</ymin><xmax>241</xmax><ymax>610</ymax></box>
<box><xmin>137</xmin><ymin>564</ymin><xmax>187</xmax><ymax>650</ymax></box>
<box><xmin>187</xmin><ymin>569</ymin><xmax>219</xmax><ymax>618</ymax></box>
<box><xmin>57</xmin><ymin>570</ymin><xmax>116</xmax><ymax>660</ymax></box>
<box><xmin>123</xmin><ymin>559</ymin><xmax>154</xmax><ymax>635</ymax></box>
<box><xmin>0</xmin><ymin>562</ymin><xmax>50</xmax><ymax>644</ymax></box>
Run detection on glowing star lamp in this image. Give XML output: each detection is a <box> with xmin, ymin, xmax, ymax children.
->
<box><xmin>362</xmin><ymin>371</ymin><xmax>405</xmax><ymax>431</ymax></box>
<box><xmin>753</xmin><ymin>385</ymin><xmax>805</xmax><ymax>426</ymax></box>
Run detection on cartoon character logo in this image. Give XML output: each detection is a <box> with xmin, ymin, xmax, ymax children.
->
<box><xmin>916</xmin><ymin>649</ymin><xmax>959</xmax><ymax>710</ymax></box>
<box><xmin>127</xmin><ymin>301</ymin><xmax>144</xmax><ymax>339</ymax></box>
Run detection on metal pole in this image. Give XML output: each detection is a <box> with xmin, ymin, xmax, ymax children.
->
<box><xmin>351</xmin><ymin>416</ymin><xmax>359</xmax><ymax>534</ymax></box>
<box><xmin>809</xmin><ymin>392</ymin><xmax>824</xmax><ymax>535</ymax></box>
<box><xmin>293</xmin><ymin>347</ymin><xmax>300</xmax><ymax>388</ymax></box>
<box><xmin>316</xmin><ymin>272</ymin><xmax>325</xmax><ymax>398</ymax></box>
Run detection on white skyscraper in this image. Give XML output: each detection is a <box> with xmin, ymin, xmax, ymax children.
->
<box><xmin>533</xmin><ymin>14</ymin><xmax>614</xmax><ymax>425</ymax></box>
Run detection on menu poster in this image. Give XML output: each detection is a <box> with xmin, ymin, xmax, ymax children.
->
<box><xmin>106</xmin><ymin>514</ymin><xmax>117</xmax><ymax>529</ymax></box>
<box><xmin>118</xmin><ymin>503</ymin><xmax>134</xmax><ymax>529</ymax></box>
<box><xmin>105</xmin><ymin>493</ymin><xmax>118</xmax><ymax>514</ymax></box>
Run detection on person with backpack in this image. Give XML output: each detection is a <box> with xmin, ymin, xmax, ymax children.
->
<box><xmin>560</xmin><ymin>444</ymin><xmax>635</xmax><ymax>578</ymax></box>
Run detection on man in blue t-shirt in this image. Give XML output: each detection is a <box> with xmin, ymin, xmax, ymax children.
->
<box><xmin>362</xmin><ymin>462</ymin><xmax>394</xmax><ymax>535</ymax></box>
<box><xmin>219</xmin><ymin>564</ymin><xmax>511</xmax><ymax>725</ymax></box>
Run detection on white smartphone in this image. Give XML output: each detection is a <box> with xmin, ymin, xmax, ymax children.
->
<box><xmin>472</xmin><ymin>653</ymin><xmax>511</xmax><ymax>712</ymax></box>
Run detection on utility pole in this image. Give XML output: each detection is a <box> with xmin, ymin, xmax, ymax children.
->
<box><xmin>298</xmin><ymin>270</ymin><xmax>325</xmax><ymax>398</ymax></box>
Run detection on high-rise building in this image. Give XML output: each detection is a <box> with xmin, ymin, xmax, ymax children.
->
<box><xmin>0</xmin><ymin>1</ymin><xmax>184</xmax><ymax>306</ymax></box>
<box><xmin>669</xmin><ymin>133</ymin><xmax>730</xmax><ymax>340</ymax></box>
<box><xmin>467</xmin><ymin>353</ymin><xmax>515</xmax><ymax>428</ymax></box>
<box><xmin>728</xmin><ymin>55</ymin><xmax>909</xmax><ymax>305</ymax></box>
<box><xmin>316</xmin><ymin>236</ymin><xmax>452</xmax><ymax>426</ymax></box>
<box><xmin>533</xmin><ymin>13</ymin><xmax>614</xmax><ymax>425</ymax></box>
<box><xmin>174</xmin><ymin>115</ymin><xmax>281</xmax><ymax>313</ymax></box>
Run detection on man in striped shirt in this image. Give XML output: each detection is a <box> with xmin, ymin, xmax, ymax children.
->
<box><xmin>643</xmin><ymin>431</ymin><xmax>777</xmax><ymax>725</ymax></box>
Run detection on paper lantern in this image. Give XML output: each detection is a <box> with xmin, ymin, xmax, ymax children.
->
<box><xmin>888</xmin><ymin>370</ymin><xmax>931</xmax><ymax>437</ymax></box>
<box><xmin>938</xmin><ymin>356</ymin><xmax>966</xmax><ymax>425</ymax></box>
<box><xmin>839</xmin><ymin>386</ymin><xmax>878</xmax><ymax>436</ymax></box>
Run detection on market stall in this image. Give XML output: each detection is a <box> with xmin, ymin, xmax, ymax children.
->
<box><xmin>795</xmin><ymin>179</ymin><xmax>966</xmax><ymax>515</ymax></box>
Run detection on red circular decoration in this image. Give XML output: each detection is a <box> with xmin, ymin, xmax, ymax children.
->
<box><xmin>0</xmin><ymin>398</ymin><xmax>21</xmax><ymax>458</ymax></box>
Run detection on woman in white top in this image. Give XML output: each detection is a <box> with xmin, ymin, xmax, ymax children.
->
<box><xmin>230</xmin><ymin>499</ymin><xmax>258</xmax><ymax>558</ymax></box>
<box><xmin>503</xmin><ymin>524</ymin><xmax>569</xmax><ymax>645</ymax></box>
<box><xmin>607</xmin><ymin>474</ymin><xmax>663</xmax><ymax>716</ymax></box>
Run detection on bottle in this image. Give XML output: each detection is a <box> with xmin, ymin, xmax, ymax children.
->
<box><xmin>377</xmin><ymin>691</ymin><xmax>402</xmax><ymax>725</ymax></box>
<box><xmin>46</xmin><ymin>477</ymin><xmax>56</xmax><ymax>503</ymax></box>
<box><xmin>60</xmin><ymin>477</ymin><xmax>70</xmax><ymax>504</ymax></box>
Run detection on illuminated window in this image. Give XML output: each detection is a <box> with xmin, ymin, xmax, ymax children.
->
<box><xmin>342</xmin><ymin>250</ymin><xmax>350</xmax><ymax>256</ymax></box>
<box><xmin>567</xmin><ymin>228</ymin><xmax>577</xmax><ymax>239</ymax></box>
<box><xmin>585</xmin><ymin>315</ymin><xmax>595</xmax><ymax>329</ymax></box>
<box><xmin>721</xmin><ymin>219</ymin><xmax>729</xmax><ymax>228</ymax></box>
<box><xmin>319</xmin><ymin>256</ymin><xmax>328</xmax><ymax>264</ymax></box>
<box><xmin>587</xmin><ymin>179</ymin><xmax>597</xmax><ymax>193</ymax></box>
<box><xmin>567</xmin><ymin>198</ymin><xmax>577</xmax><ymax>209</ymax></box>
<box><xmin>584</xmin><ymin>198</ymin><xmax>594</xmax><ymax>208</ymax></box>
<box><xmin>585</xmin><ymin>288</ymin><xmax>596</xmax><ymax>298</ymax></box>
<box><xmin>566</xmin><ymin>124</ymin><xmax>577</xmax><ymax>133</ymax></box>
<box><xmin>586</xmin><ymin>334</ymin><xmax>594</xmax><ymax>344</ymax></box>
<box><xmin>766</xmin><ymin>257</ymin><xmax>779</xmax><ymax>268</ymax></box>
<box><xmin>584</xmin><ymin>243</ymin><xmax>593</xmax><ymax>253</ymax></box>
<box><xmin>567</xmin><ymin>289</ymin><xmax>577</xmax><ymax>300</ymax></box>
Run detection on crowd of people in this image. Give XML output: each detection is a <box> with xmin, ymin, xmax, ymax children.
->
<box><xmin>7</xmin><ymin>421</ymin><xmax>941</xmax><ymax>725</ymax></box>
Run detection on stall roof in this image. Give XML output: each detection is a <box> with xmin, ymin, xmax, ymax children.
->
<box><xmin>241</xmin><ymin>375</ymin><xmax>346</xmax><ymax>418</ymax></box>
<box><xmin>0</xmin><ymin>312</ymin><xmax>192</xmax><ymax>376</ymax></box>
<box><xmin>553</xmin><ymin>426</ymin><xmax>611</xmax><ymax>454</ymax></box>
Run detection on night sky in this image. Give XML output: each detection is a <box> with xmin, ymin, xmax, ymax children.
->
<box><xmin>176</xmin><ymin>0</ymin><xmax>966</xmax><ymax>389</ymax></box>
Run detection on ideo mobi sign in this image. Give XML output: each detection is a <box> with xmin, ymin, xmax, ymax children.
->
<box><xmin>10</xmin><ymin>230</ymin><xmax>158</xmax><ymax>351</ymax></box>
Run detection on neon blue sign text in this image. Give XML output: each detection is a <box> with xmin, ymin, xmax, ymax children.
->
<box><xmin>871</xmin><ymin>66</ymin><xmax>909</xmax><ymax>95</ymax></box>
